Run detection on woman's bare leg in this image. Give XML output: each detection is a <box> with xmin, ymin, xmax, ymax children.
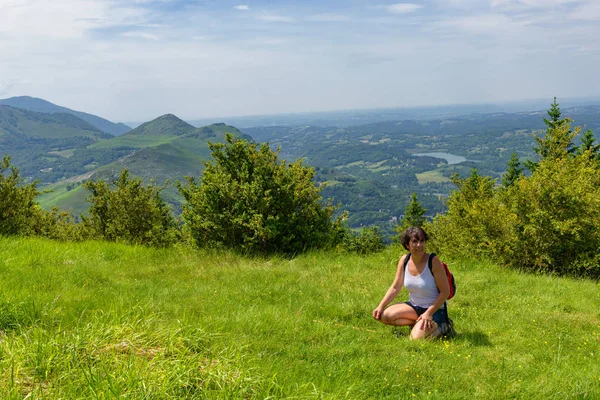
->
<box><xmin>379</xmin><ymin>303</ymin><xmax>418</xmax><ymax>326</ymax></box>
<box><xmin>410</xmin><ymin>320</ymin><xmax>441</xmax><ymax>340</ymax></box>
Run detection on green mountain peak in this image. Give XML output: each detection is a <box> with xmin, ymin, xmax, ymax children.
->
<box><xmin>124</xmin><ymin>113</ymin><xmax>196</xmax><ymax>137</ymax></box>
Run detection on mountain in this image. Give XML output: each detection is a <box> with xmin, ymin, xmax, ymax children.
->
<box><xmin>37</xmin><ymin>114</ymin><xmax>249</xmax><ymax>215</ymax></box>
<box><xmin>0</xmin><ymin>96</ymin><xmax>131</xmax><ymax>136</ymax></box>
<box><xmin>0</xmin><ymin>105</ymin><xmax>118</xmax><ymax>183</ymax></box>
<box><xmin>125</xmin><ymin>113</ymin><xmax>197</xmax><ymax>136</ymax></box>
<box><xmin>0</xmin><ymin>105</ymin><xmax>109</xmax><ymax>140</ymax></box>
<box><xmin>87</xmin><ymin>115</ymin><xmax>248</xmax><ymax>182</ymax></box>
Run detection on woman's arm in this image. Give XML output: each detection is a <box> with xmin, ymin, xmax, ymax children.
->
<box><xmin>373</xmin><ymin>255</ymin><xmax>406</xmax><ymax>319</ymax></box>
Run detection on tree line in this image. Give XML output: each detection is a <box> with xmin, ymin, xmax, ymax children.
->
<box><xmin>1</xmin><ymin>134</ymin><xmax>384</xmax><ymax>255</ymax></box>
<box><xmin>424</xmin><ymin>98</ymin><xmax>600</xmax><ymax>278</ymax></box>
<box><xmin>2</xmin><ymin>99</ymin><xmax>599</xmax><ymax>277</ymax></box>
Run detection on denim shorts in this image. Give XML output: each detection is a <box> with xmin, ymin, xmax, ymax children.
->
<box><xmin>404</xmin><ymin>301</ymin><xmax>448</xmax><ymax>327</ymax></box>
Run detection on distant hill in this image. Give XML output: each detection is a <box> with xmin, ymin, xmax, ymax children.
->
<box><xmin>124</xmin><ymin>114</ymin><xmax>198</xmax><ymax>136</ymax></box>
<box><xmin>90</xmin><ymin>116</ymin><xmax>247</xmax><ymax>182</ymax></box>
<box><xmin>37</xmin><ymin>114</ymin><xmax>250</xmax><ymax>215</ymax></box>
<box><xmin>0</xmin><ymin>96</ymin><xmax>131</xmax><ymax>136</ymax></box>
<box><xmin>0</xmin><ymin>105</ymin><xmax>117</xmax><ymax>183</ymax></box>
<box><xmin>0</xmin><ymin>105</ymin><xmax>109</xmax><ymax>140</ymax></box>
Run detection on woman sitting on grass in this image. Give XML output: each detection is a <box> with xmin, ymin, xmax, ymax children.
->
<box><xmin>372</xmin><ymin>226</ymin><xmax>454</xmax><ymax>339</ymax></box>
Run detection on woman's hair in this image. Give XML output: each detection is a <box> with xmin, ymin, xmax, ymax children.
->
<box><xmin>400</xmin><ymin>226</ymin><xmax>429</xmax><ymax>250</ymax></box>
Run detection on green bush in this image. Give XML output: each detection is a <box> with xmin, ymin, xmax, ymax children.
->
<box><xmin>31</xmin><ymin>206</ymin><xmax>84</xmax><ymax>241</ymax></box>
<box><xmin>504</xmin><ymin>151</ymin><xmax>600</xmax><ymax>277</ymax></box>
<box><xmin>340</xmin><ymin>226</ymin><xmax>386</xmax><ymax>255</ymax></box>
<box><xmin>0</xmin><ymin>155</ymin><xmax>40</xmax><ymax>236</ymax></box>
<box><xmin>427</xmin><ymin>117</ymin><xmax>600</xmax><ymax>278</ymax></box>
<box><xmin>179</xmin><ymin>134</ymin><xmax>343</xmax><ymax>255</ymax></box>
<box><xmin>426</xmin><ymin>169</ymin><xmax>517</xmax><ymax>261</ymax></box>
<box><xmin>82</xmin><ymin>170</ymin><xmax>179</xmax><ymax>247</ymax></box>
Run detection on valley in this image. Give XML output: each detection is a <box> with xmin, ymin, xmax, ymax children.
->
<box><xmin>2</xmin><ymin>96</ymin><xmax>600</xmax><ymax>237</ymax></box>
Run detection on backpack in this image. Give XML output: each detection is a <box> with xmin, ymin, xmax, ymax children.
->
<box><xmin>403</xmin><ymin>252</ymin><xmax>456</xmax><ymax>300</ymax></box>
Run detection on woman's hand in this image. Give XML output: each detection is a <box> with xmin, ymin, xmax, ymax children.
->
<box><xmin>417</xmin><ymin>314</ymin><xmax>433</xmax><ymax>330</ymax></box>
<box><xmin>372</xmin><ymin>306</ymin><xmax>384</xmax><ymax>320</ymax></box>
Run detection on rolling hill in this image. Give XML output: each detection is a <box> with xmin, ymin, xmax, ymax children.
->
<box><xmin>0</xmin><ymin>96</ymin><xmax>131</xmax><ymax>136</ymax></box>
<box><xmin>0</xmin><ymin>105</ymin><xmax>109</xmax><ymax>140</ymax></box>
<box><xmin>37</xmin><ymin>114</ymin><xmax>249</xmax><ymax>215</ymax></box>
<box><xmin>0</xmin><ymin>105</ymin><xmax>117</xmax><ymax>183</ymax></box>
<box><xmin>7</xmin><ymin>98</ymin><xmax>600</xmax><ymax>233</ymax></box>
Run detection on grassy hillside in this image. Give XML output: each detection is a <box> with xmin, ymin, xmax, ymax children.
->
<box><xmin>0</xmin><ymin>96</ymin><xmax>131</xmax><ymax>136</ymax></box>
<box><xmin>36</xmin><ymin>181</ymin><xmax>89</xmax><ymax>216</ymax></box>
<box><xmin>0</xmin><ymin>105</ymin><xmax>109</xmax><ymax>140</ymax></box>
<box><xmin>37</xmin><ymin>119</ymin><xmax>248</xmax><ymax>215</ymax></box>
<box><xmin>1</xmin><ymin>236</ymin><xmax>598</xmax><ymax>398</ymax></box>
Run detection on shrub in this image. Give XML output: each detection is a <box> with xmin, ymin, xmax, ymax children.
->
<box><xmin>82</xmin><ymin>170</ymin><xmax>179</xmax><ymax>247</ymax></box>
<box><xmin>340</xmin><ymin>226</ymin><xmax>386</xmax><ymax>255</ymax></box>
<box><xmin>504</xmin><ymin>151</ymin><xmax>600</xmax><ymax>277</ymax></box>
<box><xmin>0</xmin><ymin>155</ymin><xmax>40</xmax><ymax>236</ymax></box>
<box><xmin>425</xmin><ymin>169</ymin><xmax>516</xmax><ymax>258</ymax></box>
<box><xmin>31</xmin><ymin>206</ymin><xmax>84</xmax><ymax>241</ymax></box>
<box><xmin>178</xmin><ymin>134</ymin><xmax>343</xmax><ymax>255</ymax></box>
<box><xmin>427</xmin><ymin>121</ymin><xmax>600</xmax><ymax>278</ymax></box>
<box><xmin>426</xmin><ymin>169</ymin><xmax>517</xmax><ymax>261</ymax></box>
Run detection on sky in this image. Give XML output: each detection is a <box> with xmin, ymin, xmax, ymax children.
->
<box><xmin>1</xmin><ymin>0</ymin><xmax>599</xmax><ymax>122</ymax></box>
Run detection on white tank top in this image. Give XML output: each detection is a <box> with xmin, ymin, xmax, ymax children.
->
<box><xmin>404</xmin><ymin>255</ymin><xmax>440</xmax><ymax>308</ymax></box>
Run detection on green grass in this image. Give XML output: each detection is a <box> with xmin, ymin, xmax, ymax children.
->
<box><xmin>0</xmin><ymin>236</ymin><xmax>599</xmax><ymax>398</ymax></box>
<box><xmin>47</xmin><ymin>149</ymin><xmax>75</xmax><ymax>158</ymax></box>
<box><xmin>38</xmin><ymin>184</ymin><xmax>89</xmax><ymax>216</ymax></box>
<box><xmin>88</xmin><ymin>134</ymin><xmax>177</xmax><ymax>150</ymax></box>
<box><xmin>416</xmin><ymin>169</ymin><xmax>451</xmax><ymax>184</ymax></box>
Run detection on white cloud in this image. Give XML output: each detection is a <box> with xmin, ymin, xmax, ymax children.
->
<box><xmin>0</xmin><ymin>78</ymin><xmax>26</xmax><ymax>97</ymax></box>
<box><xmin>121</xmin><ymin>31</ymin><xmax>160</xmax><ymax>40</ymax></box>
<box><xmin>1</xmin><ymin>0</ymin><xmax>599</xmax><ymax>121</ymax></box>
<box><xmin>431</xmin><ymin>13</ymin><xmax>529</xmax><ymax>35</ymax></box>
<box><xmin>234</xmin><ymin>5</ymin><xmax>249</xmax><ymax>11</ymax></box>
<box><xmin>0</xmin><ymin>0</ymin><xmax>152</xmax><ymax>39</ymax></box>
<box><xmin>384</xmin><ymin>3</ymin><xmax>423</xmax><ymax>14</ymax></box>
<box><xmin>491</xmin><ymin>0</ymin><xmax>579</xmax><ymax>10</ymax></box>
<box><xmin>569</xmin><ymin>2</ymin><xmax>600</xmax><ymax>21</ymax></box>
<box><xmin>257</xmin><ymin>15</ymin><xmax>294</xmax><ymax>23</ymax></box>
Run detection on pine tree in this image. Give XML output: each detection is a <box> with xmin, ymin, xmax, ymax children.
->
<box><xmin>502</xmin><ymin>152</ymin><xmax>524</xmax><ymax>188</ymax></box>
<box><xmin>394</xmin><ymin>193</ymin><xmax>427</xmax><ymax>241</ymax></box>
<box><xmin>526</xmin><ymin>98</ymin><xmax>577</xmax><ymax>172</ymax></box>
<box><xmin>544</xmin><ymin>97</ymin><xmax>562</xmax><ymax>130</ymax></box>
<box><xmin>577</xmin><ymin>129</ymin><xmax>600</xmax><ymax>160</ymax></box>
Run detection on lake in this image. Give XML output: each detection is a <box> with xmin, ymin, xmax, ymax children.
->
<box><xmin>412</xmin><ymin>152</ymin><xmax>468</xmax><ymax>165</ymax></box>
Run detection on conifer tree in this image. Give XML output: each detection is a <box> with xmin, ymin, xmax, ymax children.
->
<box><xmin>526</xmin><ymin>98</ymin><xmax>577</xmax><ymax>172</ymax></box>
<box><xmin>544</xmin><ymin>97</ymin><xmax>562</xmax><ymax>130</ymax></box>
<box><xmin>502</xmin><ymin>152</ymin><xmax>523</xmax><ymax>188</ymax></box>
<box><xmin>404</xmin><ymin>192</ymin><xmax>427</xmax><ymax>227</ymax></box>
<box><xmin>577</xmin><ymin>129</ymin><xmax>600</xmax><ymax>161</ymax></box>
<box><xmin>394</xmin><ymin>193</ymin><xmax>427</xmax><ymax>240</ymax></box>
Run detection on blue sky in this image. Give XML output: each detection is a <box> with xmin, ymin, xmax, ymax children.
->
<box><xmin>1</xmin><ymin>0</ymin><xmax>599</xmax><ymax>122</ymax></box>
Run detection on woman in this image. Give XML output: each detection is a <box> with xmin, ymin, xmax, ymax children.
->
<box><xmin>372</xmin><ymin>226</ymin><xmax>454</xmax><ymax>339</ymax></box>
